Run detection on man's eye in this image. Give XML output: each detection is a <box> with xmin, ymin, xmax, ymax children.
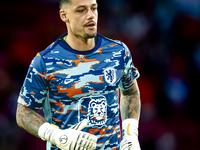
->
<box><xmin>77</xmin><ymin>9</ymin><xmax>84</xmax><ymax>13</ymax></box>
<box><xmin>92</xmin><ymin>7</ymin><xmax>97</xmax><ymax>11</ymax></box>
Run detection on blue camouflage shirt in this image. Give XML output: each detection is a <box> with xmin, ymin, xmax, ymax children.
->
<box><xmin>18</xmin><ymin>33</ymin><xmax>139</xmax><ymax>150</ymax></box>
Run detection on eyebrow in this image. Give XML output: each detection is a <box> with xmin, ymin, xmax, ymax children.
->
<box><xmin>75</xmin><ymin>3</ymin><xmax>98</xmax><ymax>9</ymax></box>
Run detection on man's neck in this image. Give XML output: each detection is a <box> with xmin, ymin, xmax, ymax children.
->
<box><xmin>65</xmin><ymin>33</ymin><xmax>96</xmax><ymax>51</ymax></box>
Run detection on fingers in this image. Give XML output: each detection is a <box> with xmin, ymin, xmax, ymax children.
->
<box><xmin>68</xmin><ymin>120</ymin><xmax>97</xmax><ymax>150</ymax></box>
<box><xmin>74</xmin><ymin>147</ymin><xmax>87</xmax><ymax>150</ymax></box>
<box><xmin>71</xmin><ymin>119</ymin><xmax>88</xmax><ymax>131</ymax></box>
<box><xmin>120</xmin><ymin>135</ymin><xmax>141</xmax><ymax>150</ymax></box>
<box><xmin>75</xmin><ymin>140</ymin><xmax>95</xmax><ymax>150</ymax></box>
<box><xmin>120</xmin><ymin>140</ymin><xmax>132</xmax><ymax>150</ymax></box>
<box><xmin>76</xmin><ymin>132</ymin><xmax>97</xmax><ymax>150</ymax></box>
<box><xmin>82</xmin><ymin>132</ymin><xmax>97</xmax><ymax>142</ymax></box>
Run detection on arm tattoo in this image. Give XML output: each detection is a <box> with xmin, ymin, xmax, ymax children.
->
<box><xmin>120</xmin><ymin>87</ymin><xmax>141</xmax><ymax>121</ymax></box>
<box><xmin>16</xmin><ymin>103</ymin><xmax>47</xmax><ymax>138</ymax></box>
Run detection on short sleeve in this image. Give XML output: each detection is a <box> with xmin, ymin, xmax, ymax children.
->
<box><xmin>17</xmin><ymin>53</ymin><xmax>48</xmax><ymax>110</ymax></box>
<box><xmin>119</xmin><ymin>43</ymin><xmax>140</xmax><ymax>91</ymax></box>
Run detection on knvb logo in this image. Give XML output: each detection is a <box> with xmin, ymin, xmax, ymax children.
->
<box><xmin>104</xmin><ymin>67</ymin><xmax>116</xmax><ymax>85</ymax></box>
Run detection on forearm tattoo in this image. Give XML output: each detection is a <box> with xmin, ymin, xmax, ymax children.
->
<box><xmin>120</xmin><ymin>87</ymin><xmax>141</xmax><ymax>121</ymax></box>
<box><xmin>16</xmin><ymin>103</ymin><xmax>47</xmax><ymax>137</ymax></box>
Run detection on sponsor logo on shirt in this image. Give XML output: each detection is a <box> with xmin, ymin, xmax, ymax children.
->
<box><xmin>64</xmin><ymin>79</ymin><xmax>76</xmax><ymax>85</ymax></box>
<box><xmin>87</xmin><ymin>96</ymin><xmax>107</xmax><ymax>126</ymax></box>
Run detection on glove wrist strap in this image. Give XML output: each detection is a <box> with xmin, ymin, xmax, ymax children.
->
<box><xmin>122</xmin><ymin>118</ymin><xmax>139</xmax><ymax>137</ymax></box>
<box><xmin>38</xmin><ymin>122</ymin><xmax>59</xmax><ymax>142</ymax></box>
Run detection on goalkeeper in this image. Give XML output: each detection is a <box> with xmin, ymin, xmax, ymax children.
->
<box><xmin>16</xmin><ymin>0</ymin><xmax>142</xmax><ymax>149</ymax></box>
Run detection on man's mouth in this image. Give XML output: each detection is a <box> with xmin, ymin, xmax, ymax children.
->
<box><xmin>84</xmin><ymin>22</ymin><xmax>96</xmax><ymax>29</ymax></box>
<box><xmin>87</xmin><ymin>23</ymin><xmax>95</xmax><ymax>26</ymax></box>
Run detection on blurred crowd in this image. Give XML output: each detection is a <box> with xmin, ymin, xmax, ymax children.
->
<box><xmin>0</xmin><ymin>0</ymin><xmax>200</xmax><ymax>150</ymax></box>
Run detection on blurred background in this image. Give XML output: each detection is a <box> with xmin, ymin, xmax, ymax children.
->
<box><xmin>0</xmin><ymin>0</ymin><xmax>200</xmax><ymax>150</ymax></box>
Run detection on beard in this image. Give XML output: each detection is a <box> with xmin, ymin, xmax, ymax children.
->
<box><xmin>71</xmin><ymin>26</ymin><xmax>97</xmax><ymax>40</ymax></box>
<box><xmin>83</xmin><ymin>32</ymin><xmax>97</xmax><ymax>39</ymax></box>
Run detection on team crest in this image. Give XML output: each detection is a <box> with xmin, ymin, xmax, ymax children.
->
<box><xmin>104</xmin><ymin>67</ymin><xmax>116</xmax><ymax>85</ymax></box>
<box><xmin>87</xmin><ymin>96</ymin><xmax>107</xmax><ymax>126</ymax></box>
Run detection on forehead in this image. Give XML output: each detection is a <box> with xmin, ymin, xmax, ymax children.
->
<box><xmin>70</xmin><ymin>0</ymin><xmax>97</xmax><ymax>8</ymax></box>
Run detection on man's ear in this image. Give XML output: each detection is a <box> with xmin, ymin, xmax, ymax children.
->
<box><xmin>60</xmin><ymin>9</ymin><xmax>69</xmax><ymax>23</ymax></box>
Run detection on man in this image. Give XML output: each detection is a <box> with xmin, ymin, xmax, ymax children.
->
<box><xmin>16</xmin><ymin>0</ymin><xmax>141</xmax><ymax>150</ymax></box>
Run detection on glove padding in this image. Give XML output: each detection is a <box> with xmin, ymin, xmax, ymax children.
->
<box><xmin>38</xmin><ymin>119</ymin><xmax>97</xmax><ymax>150</ymax></box>
<box><xmin>120</xmin><ymin>119</ymin><xmax>141</xmax><ymax>150</ymax></box>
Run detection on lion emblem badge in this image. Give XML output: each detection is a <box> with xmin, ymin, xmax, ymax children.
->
<box><xmin>87</xmin><ymin>96</ymin><xmax>107</xmax><ymax>126</ymax></box>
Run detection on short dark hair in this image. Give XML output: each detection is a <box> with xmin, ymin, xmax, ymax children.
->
<box><xmin>59</xmin><ymin>0</ymin><xmax>72</xmax><ymax>9</ymax></box>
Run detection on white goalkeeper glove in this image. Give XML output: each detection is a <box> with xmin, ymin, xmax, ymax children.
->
<box><xmin>120</xmin><ymin>119</ymin><xmax>141</xmax><ymax>150</ymax></box>
<box><xmin>38</xmin><ymin>119</ymin><xmax>97</xmax><ymax>150</ymax></box>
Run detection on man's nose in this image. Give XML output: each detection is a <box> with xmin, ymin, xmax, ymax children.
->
<box><xmin>87</xmin><ymin>9</ymin><xmax>95</xmax><ymax>19</ymax></box>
